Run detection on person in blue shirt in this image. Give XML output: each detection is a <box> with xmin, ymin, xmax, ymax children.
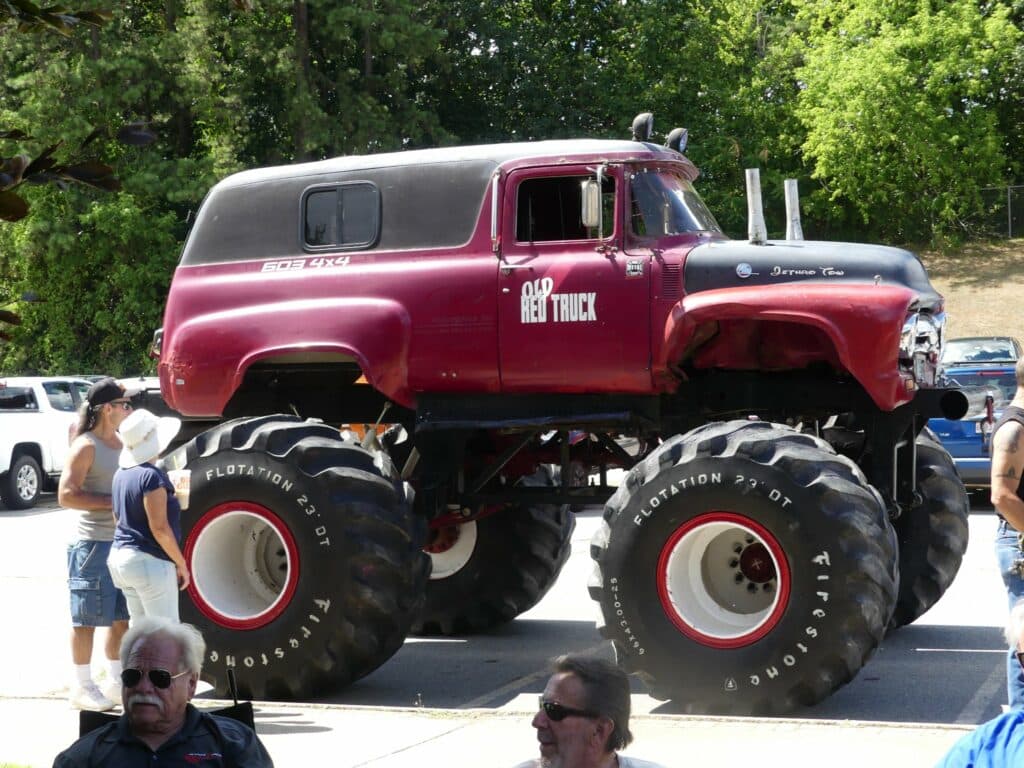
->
<box><xmin>937</xmin><ymin>601</ymin><xmax>1024</xmax><ymax>767</ymax></box>
<box><xmin>106</xmin><ymin>409</ymin><xmax>188</xmax><ymax>621</ymax></box>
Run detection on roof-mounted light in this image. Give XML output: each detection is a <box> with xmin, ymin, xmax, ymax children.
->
<box><xmin>665</xmin><ymin>127</ymin><xmax>688</xmax><ymax>154</ymax></box>
<box><xmin>631</xmin><ymin>112</ymin><xmax>654</xmax><ymax>142</ymax></box>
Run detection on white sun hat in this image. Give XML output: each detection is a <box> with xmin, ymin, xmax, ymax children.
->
<box><xmin>118</xmin><ymin>408</ymin><xmax>182</xmax><ymax>469</ymax></box>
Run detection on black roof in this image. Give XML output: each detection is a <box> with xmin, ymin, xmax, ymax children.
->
<box><xmin>179</xmin><ymin>140</ymin><xmax>688</xmax><ymax>266</ymax></box>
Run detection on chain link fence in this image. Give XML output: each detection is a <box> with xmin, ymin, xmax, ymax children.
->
<box><xmin>975</xmin><ymin>185</ymin><xmax>1024</xmax><ymax>238</ymax></box>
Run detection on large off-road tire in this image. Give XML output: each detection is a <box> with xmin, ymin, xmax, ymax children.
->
<box><xmin>589</xmin><ymin>420</ymin><xmax>897</xmax><ymax>714</ymax></box>
<box><xmin>823</xmin><ymin>426</ymin><xmax>970</xmax><ymax>629</ymax></box>
<box><xmin>888</xmin><ymin>431</ymin><xmax>970</xmax><ymax>628</ymax></box>
<box><xmin>413</xmin><ymin>466</ymin><xmax>574</xmax><ymax>635</ymax></box>
<box><xmin>1</xmin><ymin>454</ymin><xmax>42</xmax><ymax>510</ymax></box>
<box><xmin>168</xmin><ymin>415</ymin><xmax>429</xmax><ymax>700</ymax></box>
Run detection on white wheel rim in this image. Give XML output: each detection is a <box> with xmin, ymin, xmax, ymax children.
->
<box><xmin>188</xmin><ymin>505</ymin><xmax>296</xmax><ymax>627</ymax></box>
<box><xmin>426</xmin><ymin>520</ymin><xmax>478</xmax><ymax>580</ymax></box>
<box><xmin>659</xmin><ymin>513</ymin><xmax>789</xmax><ymax>647</ymax></box>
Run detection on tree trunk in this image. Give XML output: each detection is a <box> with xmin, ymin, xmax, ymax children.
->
<box><xmin>293</xmin><ymin>0</ymin><xmax>311</xmax><ymax>161</ymax></box>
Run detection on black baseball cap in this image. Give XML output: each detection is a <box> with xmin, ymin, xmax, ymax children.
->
<box><xmin>86</xmin><ymin>377</ymin><xmax>140</xmax><ymax>407</ymax></box>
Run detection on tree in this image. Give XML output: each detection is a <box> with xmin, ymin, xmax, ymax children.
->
<box><xmin>792</xmin><ymin>0</ymin><xmax>1020</xmax><ymax>242</ymax></box>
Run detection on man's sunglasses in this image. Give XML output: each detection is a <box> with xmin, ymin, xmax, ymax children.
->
<box><xmin>121</xmin><ymin>667</ymin><xmax>190</xmax><ymax>689</ymax></box>
<box><xmin>538</xmin><ymin>697</ymin><xmax>599</xmax><ymax>721</ymax></box>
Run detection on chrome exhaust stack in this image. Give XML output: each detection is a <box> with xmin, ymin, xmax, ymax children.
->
<box><xmin>784</xmin><ymin>179</ymin><xmax>804</xmax><ymax>241</ymax></box>
<box><xmin>745</xmin><ymin>168</ymin><xmax>767</xmax><ymax>244</ymax></box>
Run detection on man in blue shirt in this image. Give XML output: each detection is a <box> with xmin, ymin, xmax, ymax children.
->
<box><xmin>937</xmin><ymin>602</ymin><xmax>1024</xmax><ymax>767</ymax></box>
<box><xmin>53</xmin><ymin>616</ymin><xmax>273</xmax><ymax>767</ymax></box>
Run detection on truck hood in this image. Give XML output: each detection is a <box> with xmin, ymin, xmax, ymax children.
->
<box><xmin>683</xmin><ymin>240</ymin><xmax>942</xmax><ymax>311</ymax></box>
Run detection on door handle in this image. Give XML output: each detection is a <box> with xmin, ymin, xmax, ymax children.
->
<box><xmin>500</xmin><ymin>264</ymin><xmax>534</xmax><ymax>275</ymax></box>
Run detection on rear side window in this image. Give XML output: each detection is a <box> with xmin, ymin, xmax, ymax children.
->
<box><xmin>303</xmin><ymin>183</ymin><xmax>380</xmax><ymax>249</ymax></box>
<box><xmin>0</xmin><ymin>386</ymin><xmax>37</xmax><ymax>410</ymax></box>
<box><xmin>42</xmin><ymin>381</ymin><xmax>76</xmax><ymax>412</ymax></box>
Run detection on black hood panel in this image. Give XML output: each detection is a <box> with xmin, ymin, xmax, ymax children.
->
<box><xmin>683</xmin><ymin>240</ymin><xmax>942</xmax><ymax>310</ymax></box>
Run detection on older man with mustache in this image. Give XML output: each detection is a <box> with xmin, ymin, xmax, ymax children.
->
<box><xmin>53</xmin><ymin>617</ymin><xmax>273</xmax><ymax>766</ymax></box>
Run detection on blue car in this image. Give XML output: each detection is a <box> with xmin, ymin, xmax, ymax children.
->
<box><xmin>929</xmin><ymin>364</ymin><xmax>1017</xmax><ymax>486</ymax></box>
<box><xmin>940</xmin><ymin>336</ymin><xmax>1021</xmax><ymax>367</ymax></box>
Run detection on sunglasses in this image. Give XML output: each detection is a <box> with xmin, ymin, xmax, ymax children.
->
<box><xmin>538</xmin><ymin>697</ymin><xmax>600</xmax><ymax>721</ymax></box>
<box><xmin>1017</xmin><ymin>651</ymin><xmax>1024</xmax><ymax>671</ymax></box>
<box><xmin>121</xmin><ymin>667</ymin><xmax>190</xmax><ymax>689</ymax></box>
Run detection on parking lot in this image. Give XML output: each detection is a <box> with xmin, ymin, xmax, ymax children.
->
<box><xmin>0</xmin><ymin>491</ymin><xmax>1009</xmax><ymax>766</ymax></box>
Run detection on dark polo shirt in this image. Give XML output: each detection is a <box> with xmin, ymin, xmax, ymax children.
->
<box><xmin>53</xmin><ymin>703</ymin><xmax>273</xmax><ymax>767</ymax></box>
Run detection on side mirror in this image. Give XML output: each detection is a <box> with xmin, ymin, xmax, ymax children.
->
<box><xmin>581</xmin><ymin>179</ymin><xmax>601</xmax><ymax>231</ymax></box>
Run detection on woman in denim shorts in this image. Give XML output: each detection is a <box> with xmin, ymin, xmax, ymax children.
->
<box><xmin>107</xmin><ymin>409</ymin><xmax>187</xmax><ymax>622</ymax></box>
<box><xmin>58</xmin><ymin>377</ymin><xmax>137</xmax><ymax>711</ymax></box>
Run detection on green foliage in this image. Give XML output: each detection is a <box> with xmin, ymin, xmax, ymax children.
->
<box><xmin>0</xmin><ymin>1</ymin><xmax>110</xmax><ymax>35</ymax></box>
<box><xmin>793</xmin><ymin>0</ymin><xmax>1020</xmax><ymax>241</ymax></box>
<box><xmin>0</xmin><ymin>187</ymin><xmax>179</xmax><ymax>374</ymax></box>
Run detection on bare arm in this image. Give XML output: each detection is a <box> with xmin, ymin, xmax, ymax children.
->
<box><xmin>142</xmin><ymin>487</ymin><xmax>191</xmax><ymax>591</ymax></box>
<box><xmin>991</xmin><ymin>421</ymin><xmax>1024</xmax><ymax>531</ymax></box>
<box><xmin>57</xmin><ymin>438</ymin><xmax>111</xmax><ymax>511</ymax></box>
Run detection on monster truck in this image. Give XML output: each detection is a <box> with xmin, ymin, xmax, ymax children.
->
<box><xmin>153</xmin><ymin>114</ymin><xmax>969</xmax><ymax>712</ymax></box>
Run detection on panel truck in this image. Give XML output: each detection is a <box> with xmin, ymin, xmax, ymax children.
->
<box><xmin>153</xmin><ymin>114</ymin><xmax>968</xmax><ymax>713</ymax></box>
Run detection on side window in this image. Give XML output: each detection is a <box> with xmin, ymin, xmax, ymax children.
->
<box><xmin>42</xmin><ymin>381</ymin><xmax>76</xmax><ymax>412</ymax></box>
<box><xmin>0</xmin><ymin>386</ymin><xmax>37</xmax><ymax>410</ymax></box>
<box><xmin>516</xmin><ymin>175</ymin><xmax>615</xmax><ymax>243</ymax></box>
<box><xmin>72</xmin><ymin>381</ymin><xmax>91</xmax><ymax>404</ymax></box>
<box><xmin>303</xmin><ymin>183</ymin><xmax>380</xmax><ymax>250</ymax></box>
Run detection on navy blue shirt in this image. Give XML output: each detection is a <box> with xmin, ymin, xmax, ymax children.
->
<box><xmin>112</xmin><ymin>463</ymin><xmax>182</xmax><ymax>561</ymax></box>
<box><xmin>53</xmin><ymin>703</ymin><xmax>274</xmax><ymax>767</ymax></box>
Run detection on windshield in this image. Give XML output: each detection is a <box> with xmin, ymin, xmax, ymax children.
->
<box><xmin>941</xmin><ymin>338</ymin><xmax>1019</xmax><ymax>364</ymax></box>
<box><xmin>629</xmin><ymin>169</ymin><xmax>722</xmax><ymax>237</ymax></box>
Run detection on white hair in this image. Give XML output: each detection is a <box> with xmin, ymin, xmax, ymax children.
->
<box><xmin>120</xmin><ymin>616</ymin><xmax>206</xmax><ymax>674</ymax></box>
<box><xmin>1006</xmin><ymin>601</ymin><xmax>1024</xmax><ymax>648</ymax></box>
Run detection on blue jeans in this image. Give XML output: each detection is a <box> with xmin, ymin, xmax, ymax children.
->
<box><xmin>106</xmin><ymin>546</ymin><xmax>179</xmax><ymax>622</ymax></box>
<box><xmin>996</xmin><ymin>519</ymin><xmax>1024</xmax><ymax>708</ymax></box>
<box><xmin>67</xmin><ymin>540</ymin><xmax>129</xmax><ymax>626</ymax></box>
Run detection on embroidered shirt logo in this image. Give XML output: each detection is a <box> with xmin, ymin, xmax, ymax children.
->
<box><xmin>184</xmin><ymin>752</ymin><xmax>224</xmax><ymax>764</ymax></box>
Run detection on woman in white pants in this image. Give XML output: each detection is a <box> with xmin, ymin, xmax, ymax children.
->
<box><xmin>107</xmin><ymin>409</ymin><xmax>189</xmax><ymax>621</ymax></box>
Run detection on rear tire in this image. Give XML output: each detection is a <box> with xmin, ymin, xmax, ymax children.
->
<box><xmin>589</xmin><ymin>420</ymin><xmax>897</xmax><ymax>714</ymax></box>
<box><xmin>2</xmin><ymin>454</ymin><xmax>41</xmax><ymax>510</ymax></box>
<box><xmin>413</xmin><ymin>466</ymin><xmax>574</xmax><ymax>635</ymax></box>
<box><xmin>169</xmin><ymin>415</ymin><xmax>429</xmax><ymax>699</ymax></box>
<box><xmin>888</xmin><ymin>432</ymin><xmax>970</xmax><ymax>628</ymax></box>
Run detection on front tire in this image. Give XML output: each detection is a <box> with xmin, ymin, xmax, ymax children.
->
<box><xmin>2</xmin><ymin>454</ymin><xmax>41</xmax><ymax>510</ymax></box>
<box><xmin>589</xmin><ymin>420</ymin><xmax>897</xmax><ymax>714</ymax></box>
<box><xmin>170</xmin><ymin>415</ymin><xmax>429</xmax><ymax>699</ymax></box>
